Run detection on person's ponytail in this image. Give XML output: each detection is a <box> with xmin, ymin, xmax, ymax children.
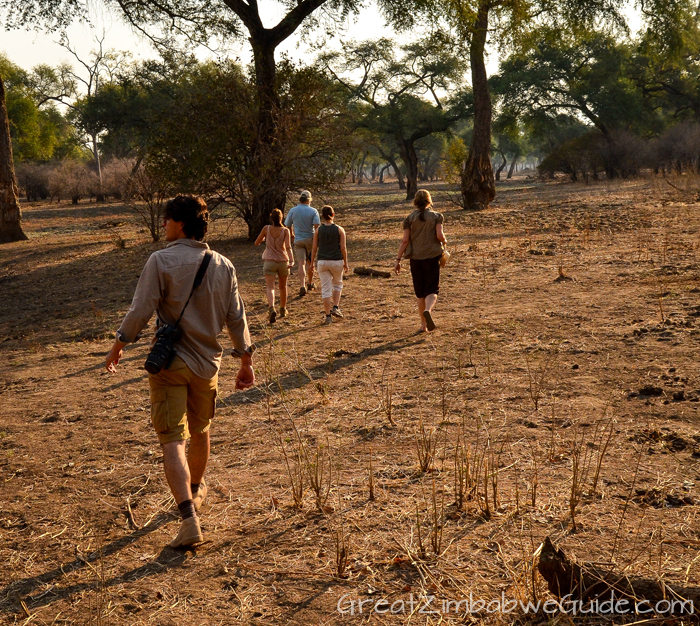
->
<box><xmin>413</xmin><ymin>189</ymin><xmax>432</xmax><ymax>221</ymax></box>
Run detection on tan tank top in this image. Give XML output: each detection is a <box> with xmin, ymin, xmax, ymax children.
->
<box><xmin>262</xmin><ymin>226</ymin><xmax>289</xmax><ymax>262</ymax></box>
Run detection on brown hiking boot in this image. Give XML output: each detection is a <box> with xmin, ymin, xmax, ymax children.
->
<box><xmin>169</xmin><ymin>517</ymin><xmax>203</xmax><ymax>548</ymax></box>
<box><xmin>192</xmin><ymin>478</ymin><xmax>207</xmax><ymax>511</ymax></box>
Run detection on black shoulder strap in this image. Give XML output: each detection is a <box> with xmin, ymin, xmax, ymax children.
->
<box><xmin>175</xmin><ymin>250</ymin><xmax>213</xmax><ymax>327</ymax></box>
<box><xmin>192</xmin><ymin>250</ymin><xmax>213</xmax><ymax>290</ymax></box>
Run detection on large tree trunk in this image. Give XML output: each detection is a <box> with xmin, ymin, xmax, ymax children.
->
<box><xmin>398</xmin><ymin>136</ymin><xmax>419</xmax><ymax>201</ymax></box>
<box><xmin>248</xmin><ymin>35</ymin><xmax>287</xmax><ymax>241</ymax></box>
<box><xmin>461</xmin><ymin>1</ymin><xmax>495</xmax><ymax>211</ymax></box>
<box><xmin>0</xmin><ymin>75</ymin><xmax>27</xmax><ymax>244</ymax></box>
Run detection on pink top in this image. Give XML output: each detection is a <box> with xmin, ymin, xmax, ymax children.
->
<box><xmin>262</xmin><ymin>226</ymin><xmax>289</xmax><ymax>262</ymax></box>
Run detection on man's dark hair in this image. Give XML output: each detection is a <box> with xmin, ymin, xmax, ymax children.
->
<box><xmin>164</xmin><ymin>195</ymin><xmax>209</xmax><ymax>240</ymax></box>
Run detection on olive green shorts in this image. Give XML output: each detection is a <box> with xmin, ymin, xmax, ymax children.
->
<box><xmin>148</xmin><ymin>356</ymin><xmax>218</xmax><ymax>444</ymax></box>
<box><xmin>263</xmin><ymin>260</ymin><xmax>290</xmax><ymax>277</ymax></box>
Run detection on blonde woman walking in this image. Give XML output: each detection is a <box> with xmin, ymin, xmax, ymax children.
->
<box><xmin>394</xmin><ymin>189</ymin><xmax>446</xmax><ymax>332</ymax></box>
<box><xmin>311</xmin><ymin>205</ymin><xmax>349</xmax><ymax>324</ymax></box>
<box><xmin>255</xmin><ymin>209</ymin><xmax>294</xmax><ymax>323</ymax></box>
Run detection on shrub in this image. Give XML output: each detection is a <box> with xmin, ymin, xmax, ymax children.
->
<box><xmin>539</xmin><ymin>130</ymin><xmax>648</xmax><ymax>181</ymax></box>
<box><xmin>651</xmin><ymin>122</ymin><xmax>700</xmax><ymax>174</ymax></box>
<box><xmin>15</xmin><ymin>162</ymin><xmax>51</xmax><ymax>201</ymax></box>
<box><xmin>101</xmin><ymin>158</ymin><xmax>137</xmax><ymax>200</ymax></box>
<box><xmin>48</xmin><ymin>160</ymin><xmax>98</xmax><ymax>204</ymax></box>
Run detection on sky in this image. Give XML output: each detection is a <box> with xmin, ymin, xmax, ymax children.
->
<box><xmin>2</xmin><ymin>1</ymin><xmax>640</xmax><ymax>93</ymax></box>
<box><xmin>1</xmin><ymin>3</ymin><xmax>407</xmax><ymax>75</ymax></box>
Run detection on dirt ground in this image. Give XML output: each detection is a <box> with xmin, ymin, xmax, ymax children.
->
<box><xmin>1</xmin><ymin>175</ymin><xmax>700</xmax><ymax>625</ymax></box>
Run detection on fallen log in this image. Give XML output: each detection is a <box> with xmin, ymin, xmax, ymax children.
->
<box><xmin>537</xmin><ymin>536</ymin><xmax>700</xmax><ymax>615</ymax></box>
<box><xmin>353</xmin><ymin>266</ymin><xmax>391</xmax><ymax>278</ymax></box>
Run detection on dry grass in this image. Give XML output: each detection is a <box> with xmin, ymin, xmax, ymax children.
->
<box><xmin>1</xmin><ymin>176</ymin><xmax>700</xmax><ymax>624</ymax></box>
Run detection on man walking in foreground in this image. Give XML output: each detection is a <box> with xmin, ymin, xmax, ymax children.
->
<box><xmin>284</xmin><ymin>190</ymin><xmax>320</xmax><ymax>296</ymax></box>
<box><xmin>105</xmin><ymin>195</ymin><xmax>255</xmax><ymax>548</ymax></box>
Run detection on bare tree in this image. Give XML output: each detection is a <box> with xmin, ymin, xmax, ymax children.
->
<box><xmin>51</xmin><ymin>34</ymin><xmax>127</xmax><ymax>199</ymax></box>
<box><xmin>0</xmin><ymin>74</ymin><xmax>28</xmax><ymax>244</ymax></box>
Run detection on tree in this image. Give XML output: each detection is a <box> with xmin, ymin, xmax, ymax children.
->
<box><xmin>4</xmin><ymin>0</ymin><xmax>425</xmax><ymax>236</ymax></box>
<box><xmin>0</xmin><ymin>54</ymin><xmax>80</xmax><ymax>163</ymax></box>
<box><xmin>0</xmin><ymin>74</ymin><xmax>28</xmax><ymax>243</ymax></box>
<box><xmin>387</xmin><ymin>0</ymin><xmax>629</xmax><ymax>208</ymax></box>
<box><xmin>82</xmin><ymin>57</ymin><xmax>353</xmax><ymax>237</ymax></box>
<box><xmin>495</xmin><ymin>28</ymin><xmax>650</xmax><ymax>138</ymax></box>
<box><xmin>321</xmin><ymin>35</ymin><xmax>466</xmax><ymax>199</ymax></box>
<box><xmin>630</xmin><ymin>1</ymin><xmax>700</xmax><ymax>123</ymax></box>
<box><xmin>493</xmin><ymin>27</ymin><xmax>656</xmax><ymax>177</ymax></box>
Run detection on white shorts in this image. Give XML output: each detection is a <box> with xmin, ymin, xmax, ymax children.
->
<box><xmin>316</xmin><ymin>260</ymin><xmax>344</xmax><ymax>298</ymax></box>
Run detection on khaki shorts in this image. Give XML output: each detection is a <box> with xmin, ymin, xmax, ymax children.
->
<box><xmin>148</xmin><ymin>356</ymin><xmax>218</xmax><ymax>444</ymax></box>
<box><xmin>294</xmin><ymin>238</ymin><xmax>313</xmax><ymax>263</ymax></box>
<box><xmin>263</xmin><ymin>260</ymin><xmax>290</xmax><ymax>277</ymax></box>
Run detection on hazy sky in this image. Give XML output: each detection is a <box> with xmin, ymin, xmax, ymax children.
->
<box><xmin>2</xmin><ymin>1</ymin><xmax>640</xmax><ymax>92</ymax></box>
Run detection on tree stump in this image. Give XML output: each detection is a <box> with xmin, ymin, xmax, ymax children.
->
<box><xmin>537</xmin><ymin>536</ymin><xmax>700</xmax><ymax>615</ymax></box>
<box><xmin>353</xmin><ymin>267</ymin><xmax>391</xmax><ymax>278</ymax></box>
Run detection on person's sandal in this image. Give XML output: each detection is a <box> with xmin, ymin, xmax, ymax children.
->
<box><xmin>279</xmin><ymin>306</ymin><xmax>287</xmax><ymax>318</ymax></box>
<box><xmin>299</xmin><ymin>286</ymin><xmax>307</xmax><ymax>297</ymax></box>
<box><xmin>268</xmin><ymin>307</ymin><xmax>277</xmax><ymax>324</ymax></box>
<box><xmin>423</xmin><ymin>310</ymin><xmax>436</xmax><ymax>332</ymax></box>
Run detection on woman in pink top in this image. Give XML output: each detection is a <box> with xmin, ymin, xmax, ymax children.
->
<box><xmin>255</xmin><ymin>209</ymin><xmax>294</xmax><ymax>323</ymax></box>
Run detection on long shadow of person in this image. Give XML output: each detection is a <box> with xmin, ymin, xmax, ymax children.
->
<box><xmin>0</xmin><ymin>512</ymin><xmax>190</xmax><ymax>615</ymax></box>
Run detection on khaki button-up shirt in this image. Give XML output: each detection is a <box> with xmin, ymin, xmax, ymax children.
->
<box><xmin>117</xmin><ymin>239</ymin><xmax>252</xmax><ymax>380</ymax></box>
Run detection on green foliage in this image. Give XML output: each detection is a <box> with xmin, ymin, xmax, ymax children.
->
<box><xmin>320</xmin><ymin>34</ymin><xmax>468</xmax><ymax>195</ymax></box>
<box><xmin>0</xmin><ymin>53</ymin><xmax>81</xmax><ymax>163</ymax></box>
<box><xmin>631</xmin><ymin>6</ymin><xmax>700</xmax><ymax>122</ymax></box>
<box><xmin>442</xmin><ymin>137</ymin><xmax>468</xmax><ymax>184</ymax></box>
<box><xmin>83</xmin><ymin>56</ymin><xmax>354</xmax><ymax>226</ymax></box>
<box><xmin>493</xmin><ymin>27</ymin><xmax>653</xmax><ymax>137</ymax></box>
<box><xmin>539</xmin><ymin>129</ymin><xmax>647</xmax><ymax>181</ymax></box>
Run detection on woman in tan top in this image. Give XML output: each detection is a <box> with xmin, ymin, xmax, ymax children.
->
<box><xmin>394</xmin><ymin>189</ymin><xmax>446</xmax><ymax>332</ymax></box>
<box><xmin>255</xmin><ymin>209</ymin><xmax>294</xmax><ymax>323</ymax></box>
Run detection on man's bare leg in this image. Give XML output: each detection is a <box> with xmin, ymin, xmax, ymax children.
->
<box><xmin>162</xmin><ymin>440</ymin><xmax>191</xmax><ymax>504</ymax></box>
<box><xmin>163</xmin><ymin>439</ymin><xmax>204</xmax><ymax>547</ymax></box>
<box><xmin>306</xmin><ymin>260</ymin><xmax>314</xmax><ymax>287</ymax></box>
<box><xmin>188</xmin><ymin>431</ymin><xmax>210</xmax><ymax>486</ymax></box>
<box><xmin>298</xmin><ymin>257</ymin><xmax>307</xmax><ymax>289</ymax></box>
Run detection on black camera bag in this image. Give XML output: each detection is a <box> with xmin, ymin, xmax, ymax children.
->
<box><xmin>144</xmin><ymin>250</ymin><xmax>213</xmax><ymax>374</ymax></box>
